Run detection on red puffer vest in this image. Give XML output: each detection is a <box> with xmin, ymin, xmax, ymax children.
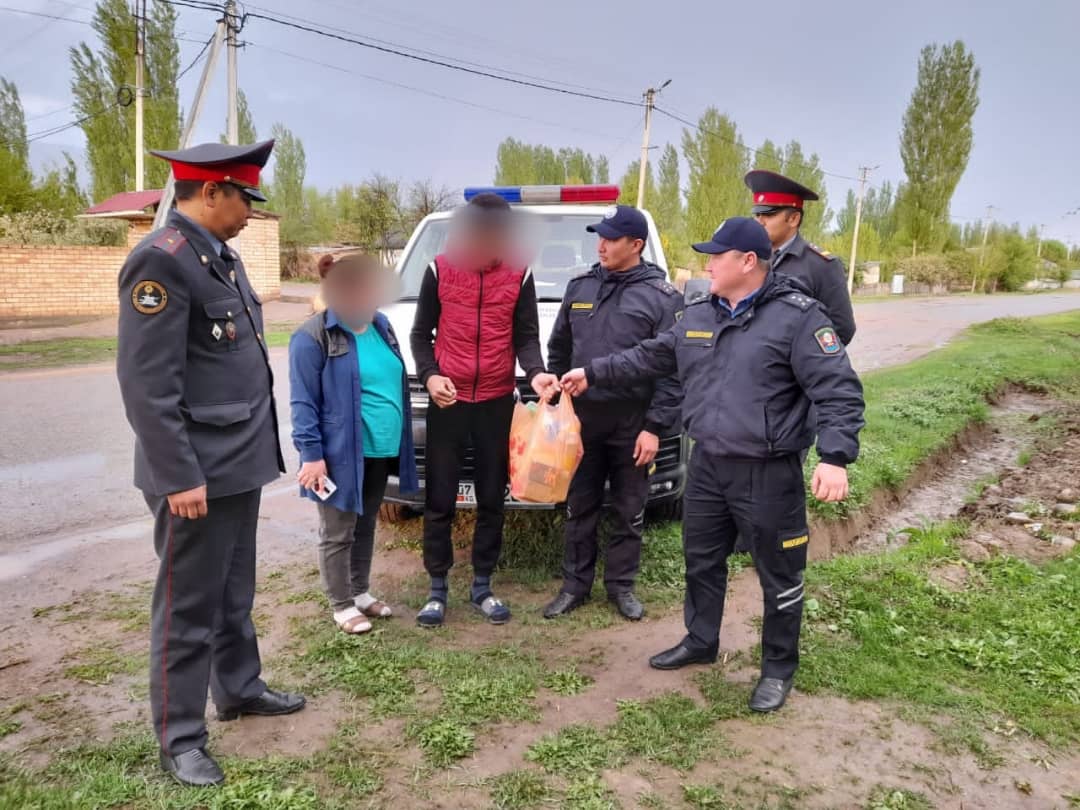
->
<box><xmin>433</xmin><ymin>254</ymin><xmax>525</xmax><ymax>403</ymax></box>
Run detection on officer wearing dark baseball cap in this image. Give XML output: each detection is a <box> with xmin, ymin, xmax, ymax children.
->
<box><xmin>586</xmin><ymin>204</ymin><xmax>649</xmax><ymax>241</ymax></box>
<box><xmin>692</xmin><ymin>216</ymin><xmax>773</xmax><ymax>259</ymax></box>
<box><xmin>540</xmin><ymin>202</ymin><xmax>682</xmax><ymax>623</ymax></box>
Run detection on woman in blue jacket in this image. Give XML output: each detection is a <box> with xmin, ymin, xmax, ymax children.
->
<box><xmin>289</xmin><ymin>253</ymin><xmax>418</xmax><ymax>634</ymax></box>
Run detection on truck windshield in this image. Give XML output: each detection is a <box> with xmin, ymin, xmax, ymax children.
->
<box><xmin>397</xmin><ymin>213</ymin><xmax>660</xmax><ymax>300</ymax></box>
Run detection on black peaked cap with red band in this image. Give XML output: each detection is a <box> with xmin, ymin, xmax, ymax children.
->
<box><xmin>150</xmin><ymin>139</ymin><xmax>275</xmax><ymax>202</ymax></box>
<box><xmin>744</xmin><ymin>169</ymin><xmax>819</xmax><ymax>215</ymax></box>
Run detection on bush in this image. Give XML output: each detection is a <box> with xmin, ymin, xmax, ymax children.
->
<box><xmin>281</xmin><ymin>245</ymin><xmax>319</xmax><ymax>280</ymax></box>
<box><xmin>0</xmin><ymin>210</ymin><xmax>125</xmax><ymax>246</ymax></box>
<box><xmin>894</xmin><ymin>253</ymin><xmax>949</xmax><ymax>287</ymax></box>
<box><xmin>0</xmin><ymin>210</ymin><xmax>126</xmax><ymax>246</ymax></box>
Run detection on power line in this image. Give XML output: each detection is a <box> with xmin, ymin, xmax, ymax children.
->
<box><xmin>228</xmin><ymin>6</ymin><xmax>642</xmax><ymax>107</ymax></box>
<box><xmin>0</xmin><ymin>3</ymin><xmax>92</xmax><ymax>26</ymax></box>
<box><xmin>176</xmin><ymin>32</ymin><xmax>215</xmax><ymax>81</ymax></box>
<box><xmin>242</xmin><ymin>2</ymin><xmax>635</xmax><ymax>101</ymax></box>
<box><xmin>244</xmin><ymin>41</ymin><xmax>639</xmax><ymax>146</ymax></box>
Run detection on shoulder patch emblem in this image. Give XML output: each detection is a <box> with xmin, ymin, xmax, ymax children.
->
<box><xmin>152</xmin><ymin>229</ymin><xmax>187</xmax><ymax>256</ymax></box>
<box><xmin>131</xmin><ymin>280</ymin><xmax>168</xmax><ymax>315</ymax></box>
<box><xmin>814</xmin><ymin>326</ymin><xmax>841</xmax><ymax>355</ymax></box>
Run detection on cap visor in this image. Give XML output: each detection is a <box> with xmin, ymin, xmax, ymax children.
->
<box><xmin>241</xmin><ymin>186</ymin><xmax>267</xmax><ymax>203</ymax></box>
<box><xmin>751</xmin><ymin>204</ymin><xmax>787</xmax><ymax>215</ymax></box>
<box><xmin>691</xmin><ymin>241</ymin><xmax>734</xmax><ymax>255</ymax></box>
<box><xmin>586</xmin><ymin>222</ymin><xmax>623</xmax><ymax>239</ymax></box>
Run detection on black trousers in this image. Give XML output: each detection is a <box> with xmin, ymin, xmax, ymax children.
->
<box><xmin>561</xmin><ymin>404</ymin><xmax>649</xmax><ymax>596</ymax></box>
<box><xmin>146</xmin><ymin>489</ymin><xmax>266</xmax><ymax>755</ymax></box>
<box><xmin>681</xmin><ymin>450</ymin><xmax>809</xmax><ymax>680</ymax></box>
<box><xmin>422</xmin><ymin>394</ymin><xmax>515</xmax><ymax>578</ymax></box>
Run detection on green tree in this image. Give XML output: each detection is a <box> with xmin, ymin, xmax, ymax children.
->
<box><xmin>617</xmin><ymin>160</ymin><xmax>655</xmax><ymax>207</ymax></box>
<box><xmin>898</xmin><ymin>40</ymin><xmax>980</xmax><ymax>253</ymax></box>
<box><xmin>220</xmin><ymin>88</ymin><xmax>257</xmax><ymax>144</ymax></box>
<box><xmin>682</xmin><ymin>107</ymin><xmax>748</xmax><ymax>251</ymax></box>
<box><xmin>749</xmin><ymin>139</ymin><xmax>828</xmax><ymax>240</ymax></box>
<box><xmin>70</xmin><ymin>0</ymin><xmax>180</xmax><ymax>201</ymax></box>
<box><xmin>493</xmin><ymin>138</ymin><xmax>609</xmax><ymax>186</ymax></box>
<box><xmin>266</xmin><ymin>123</ymin><xmax>308</xmax><ymax>245</ymax></box>
<box><xmin>0</xmin><ymin>77</ymin><xmax>34</xmax><ymax>213</ymax></box>
<box><xmin>596</xmin><ymin>155</ymin><xmax>610</xmax><ymax>184</ymax></box>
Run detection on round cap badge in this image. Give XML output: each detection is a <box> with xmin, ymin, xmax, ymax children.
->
<box><xmin>131</xmin><ymin>280</ymin><xmax>168</xmax><ymax>314</ymax></box>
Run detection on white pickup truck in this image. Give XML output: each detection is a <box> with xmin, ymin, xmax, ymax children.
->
<box><xmin>379</xmin><ymin>184</ymin><xmax>690</xmax><ymax>521</ymax></box>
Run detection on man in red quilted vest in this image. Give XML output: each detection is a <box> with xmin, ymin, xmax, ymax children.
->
<box><xmin>410</xmin><ymin>193</ymin><xmax>559</xmax><ymax>627</ymax></box>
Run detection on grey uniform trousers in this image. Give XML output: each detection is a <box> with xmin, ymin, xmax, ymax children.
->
<box><xmin>146</xmin><ymin>489</ymin><xmax>266</xmax><ymax>755</ymax></box>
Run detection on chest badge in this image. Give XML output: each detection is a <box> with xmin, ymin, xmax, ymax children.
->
<box><xmin>685</xmin><ymin>330</ymin><xmax>714</xmax><ymax>339</ymax></box>
<box><xmin>225</xmin><ymin>321</ymin><xmax>238</xmax><ymax>341</ymax></box>
<box><xmin>211</xmin><ymin>323</ymin><xmax>223</xmax><ymax>341</ymax></box>
<box><xmin>131</xmin><ymin>280</ymin><xmax>167</xmax><ymax>315</ymax></box>
<box><xmin>570</xmin><ymin>302</ymin><xmax>594</xmax><ymax>311</ymax></box>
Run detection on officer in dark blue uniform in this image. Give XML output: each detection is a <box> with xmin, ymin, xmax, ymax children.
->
<box><xmin>541</xmin><ymin>205</ymin><xmax>683</xmax><ymax>621</ymax></box>
<box><xmin>561</xmin><ymin>217</ymin><xmax>864</xmax><ymax>712</ymax></box>
<box><xmin>745</xmin><ymin>170</ymin><xmax>856</xmax><ymax>345</ymax></box>
<box><xmin>116</xmin><ymin>141</ymin><xmax>305</xmax><ymax>787</ymax></box>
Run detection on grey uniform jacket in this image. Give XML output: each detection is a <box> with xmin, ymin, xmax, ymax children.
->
<box><xmin>772</xmin><ymin>234</ymin><xmax>856</xmax><ymax>345</ymax></box>
<box><xmin>586</xmin><ymin>272</ymin><xmax>865</xmax><ymax>467</ymax></box>
<box><xmin>116</xmin><ymin>210</ymin><xmax>285</xmax><ymax>498</ymax></box>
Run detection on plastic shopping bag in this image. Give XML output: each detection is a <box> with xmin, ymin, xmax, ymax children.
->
<box><xmin>508</xmin><ymin>395</ymin><xmax>584</xmax><ymax>504</ymax></box>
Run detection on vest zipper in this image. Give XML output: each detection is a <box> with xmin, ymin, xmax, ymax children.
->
<box><xmin>473</xmin><ymin>271</ymin><xmax>484</xmax><ymax>400</ymax></box>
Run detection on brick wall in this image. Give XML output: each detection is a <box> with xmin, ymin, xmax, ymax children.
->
<box><xmin>0</xmin><ymin>215</ymin><xmax>280</xmax><ymax>321</ymax></box>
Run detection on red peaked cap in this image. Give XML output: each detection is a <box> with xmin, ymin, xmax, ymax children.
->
<box><xmin>744</xmin><ymin>169</ymin><xmax>819</xmax><ymax>214</ymax></box>
<box><xmin>150</xmin><ymin>139</ymin><xmax>275</xmax><ymax>202</ymax></box>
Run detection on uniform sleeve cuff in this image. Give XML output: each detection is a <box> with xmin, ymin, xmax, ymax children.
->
<box><xmin>643</xmin><ymin>421</ymin><xmax>663</xmax><ymax>436</ymax></box>
<box><xmin>585</xmin><ymin>364</ymin><xmax>598</xmax><ymax>386</ymax></box>
<box><xmin>818</xmin><ymin>453</ymin><xmax>848</xmax><ymax>468</ymax></box>
<box><xmin>299</xmin><ymin>446</ymin><xmax>324</xmax><ymax>464</ymax></box>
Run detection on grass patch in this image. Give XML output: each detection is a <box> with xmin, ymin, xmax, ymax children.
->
<box><xmin>610</xmin><ymin>693</ymin><xmax>724</xmax><ymax>770</ymax></box>
<box><xmin>62</xmin><ymin>646</ymin><xmax>143</xmax><ymax>686</ymax></box>
<box><xmin>800</xmin><ymin>522</ymin><xmax>1080</xmax><ymax>747</ymax></box>
<box><xmin>0</xmin><ymin>332</ymin><xmax>292</xmax><ymax>370</ymax></box>
<box><xmin>811</xmin><ymin>312</ymin><xmax>1080</xmax><ymax>519</ymax></box>
<box><xmin>543</xmin><ymin>665</ymin><xmax>594</xmax><ymax>696</ymax></box>
<box><xmin>865</xmin><ymin>785</ymin><xmax>934</xmax><ymax>810</ymax></box>
<box><xmin>414</xmin><ymin>717</ymin><xmax>475</xmax><ymax>766</ymax></box>
<box><xmin>525</xmin><ymin>724</ymin><xmax>613</xmax><ymax>775</ymax></box>
<box><xmin>490</xmin><ymin>769</ymin><xmax>550</xmax><ymax>809</ymax></box>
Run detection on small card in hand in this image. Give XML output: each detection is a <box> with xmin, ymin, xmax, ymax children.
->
<box><xmin>315</xmin><ymin>476</ymin><xmax>337</xmax><ymax>501</ymax></box>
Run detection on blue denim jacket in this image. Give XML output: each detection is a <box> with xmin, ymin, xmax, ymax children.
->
<box><xmin>289</xmin><ymin>309</ymin><xmax>419</xmax><ymax>513</ymax></box>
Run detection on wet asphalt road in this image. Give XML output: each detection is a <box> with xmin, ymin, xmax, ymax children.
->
<box><xmin>0</xmin><ymin>292</ymin><xmax>1076</xmax><ymax>562</ymax></box>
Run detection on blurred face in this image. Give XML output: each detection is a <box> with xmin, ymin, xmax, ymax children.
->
<box><xmin>706</xmin><ymin>249</ymin><xmax>759</xmax><ymax>298</ymax></box>
<box><xmin>597</xmin><ymin>235</ymin><xmax>644</xmax><ymax>272</ymax></box>
<box><xmin>448</xmin><ymin>220</ymin><xmax>512</xmax><ymax>270</ymax></box>
<box><xmin>195</xmin><ymin>182</ymin><xmax>251</xmax><ymax>242</ymax></box>
<box><xmin>321</xmin><ymin>259</ymin><xmax>389</xmax><ymax>329</ymax></box>
<box><xmin>753</xmin><ymin>208</ymin><xmax>801</xmax><ymax>248</ymax></box>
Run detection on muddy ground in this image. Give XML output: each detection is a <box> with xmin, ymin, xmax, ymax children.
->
<box><xmin>1</xmin><ymin>398</ymin><xmax>1079</xmax><ymax>809</ymax></box>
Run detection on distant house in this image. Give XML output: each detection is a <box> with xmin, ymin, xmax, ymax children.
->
<box><xmin>307</xmin><ymin>229</ymin><xmax>410</xmax><ymax>269</ymax></box>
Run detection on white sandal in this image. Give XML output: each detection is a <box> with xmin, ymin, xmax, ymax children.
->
<box><xmin>334</xmin><ymin>607</ymin><xmax>372</xmax><ymax>634</ymax></box>
<box><xmin>356</xmin><ymin>596</ymin><xmax>393</xmax><ymax>618</ymax></box>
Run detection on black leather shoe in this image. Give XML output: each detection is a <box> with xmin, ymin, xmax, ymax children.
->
<box><xmin>160</xmin><ymin>747</ymin><xmax>224</xmax><ymax>787</ymax></box>
<box><xmin>543</xmin><ymin>591</ymin><xmax>588</xmax><ymax>619</ymax></box>
<box><xmin>749</xmin><ymin>677</ymin><xmax>793</xmax><ymax>713</ymax></box>
<box><xmin>217</xmin><ymin>688</ymin><xmax>306</xmax><ymax>721</ymax></box>
<box><xmin>649</xmin><ymin>643</ymin><xmax>718</xmax><ymax>670</ymax></box>
<box><xmin>609</xmin><ymin>591</ymin><xmax>645</xmax><ymax>621</ymax></box>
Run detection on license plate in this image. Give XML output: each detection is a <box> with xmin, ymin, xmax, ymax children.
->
<box><xmin>456</xmin><ymin>483</ymin><xmax>477</xmax><ymax>505</ymax></box>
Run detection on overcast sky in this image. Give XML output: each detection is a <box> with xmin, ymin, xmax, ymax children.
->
<box><xmin>6</xmin><ymin>0</ymin><xmax>1080</xmax><ymax>244</ymax></box>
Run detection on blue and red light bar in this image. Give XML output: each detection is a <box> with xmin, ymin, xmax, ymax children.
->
<box><xmin>463</xmin><ymin>185</ymin><xmax>620</xmax><ymax>205</ymax></box>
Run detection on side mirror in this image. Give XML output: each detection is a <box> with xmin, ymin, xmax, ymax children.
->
<box><xmin>684</xmin><ymin>278</ymin><xmax>710</xmax><ymax>305</ymax></box>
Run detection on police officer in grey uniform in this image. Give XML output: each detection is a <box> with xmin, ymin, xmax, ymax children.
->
<box><xmin>116</xmin><ymin>140</ymin><xmax>304</xmax><ymax>787</ymax></box>
<box><xmin>542</xmin><ymin>205</ymin><xmax>683</xmax><ymax>621</ymax></box>
<box><xmin>745</xmin><ymin>170</ymin><xmax>856</xmax><ymax>345</ymax></box>
<box><xmin>561</xmin><ymin>217</ymin><xmax>864</xmax><ymax>713</ymax></box>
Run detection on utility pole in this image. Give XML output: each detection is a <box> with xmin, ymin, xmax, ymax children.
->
<box><xmin>152</xmin><ymin>18</ymin><xmax>227</xmax><ymax>229</ymax></box>
<box><xmin>133</xmin><ymin>0</ymin><xmax>146</xmax><ymax>191</ymax></box>
<box><xmin>636</xmin><ymin>79</ymin><xmax>670</xmax><ymax>208</ymax></box>
<box><xmin>225</xmin><ymin>0</ymin><xmax>239</xmax><ymax>144</ymax></box>
<box><xmin>846</xmin><ymin>165</ymin><xmax>876</xmax><ymax>293</ymax></box>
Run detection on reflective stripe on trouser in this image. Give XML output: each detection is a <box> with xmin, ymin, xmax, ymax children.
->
<box><xmin>146</xmin><ymin>489</ymin><xmax>266</xmax><ymax>755</ymax></box>
<box><xmin>681</xmin><ymin>449</ymin><xmax>809</xmax><ymax>679</ymax></box>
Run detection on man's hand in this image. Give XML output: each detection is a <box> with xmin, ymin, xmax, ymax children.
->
<box><xmin>530</xmin><ymin>373</ymin><xmax>560</xmax><ymax>402</ymax></box>
<box><xmin>167</xmin><ymin>485</ymin><xmax>208</xmax><ymax>520</ymax></box>
<box><xmin>633</xmin><ymin>430</ymin><xmax>660</xmax><ymax>467</ymax></box>
<box><xmin>426</xmin><ymin>375</ymin><xmax>458</xmax><ymax>408</ymax></box>
<box><xmin>811</xmin><ymin>463</ymin><xmax>849</xmax><ymax>502</ymax></box>
<box><xmin>298</xmin><ymin>460</ymin><xmax>328</xmax><ymax>493</ymax></box>
<box><xmin>560</xmin><ymin>369</ymin><xmax>589</xmax><ymax>397</ymax></box>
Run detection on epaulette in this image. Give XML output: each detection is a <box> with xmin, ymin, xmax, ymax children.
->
<box><xmin>686</xmin><ymin>295</ymin><xmax>712</xmax><ymax>308</ymax></box>
<box><xmin>779</xmin><ymin>292</ymin><xmax>815</xmax><ymax>311</ymax></box>
<box><xmin>644</xmin><ymin>277</ymin><xmax>680</xmax><ymax>297</ymax></box>
<box><xmin>807</xmin><ymin>243</ymin><xmax>838</xmax><ymax>262</ymax></box>
<box><xmin>152</xmin><ymin>228</ymin><xmax>187</xmax><ymax>256</ymax></box>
